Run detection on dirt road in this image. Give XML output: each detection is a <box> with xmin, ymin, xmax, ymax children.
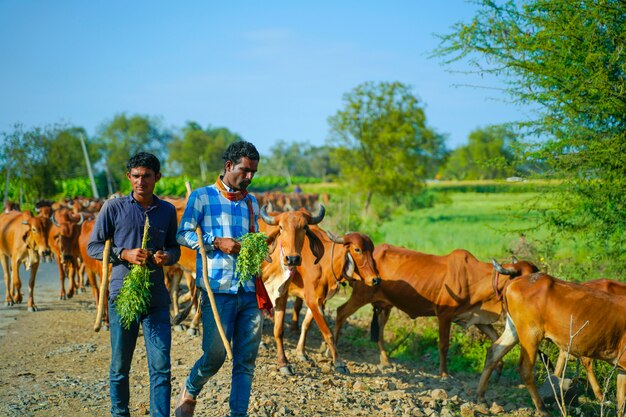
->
<box><xmin>0</xmin><ymin>262</ymin><xmax>539</xmax><ymax>417</ymax></box>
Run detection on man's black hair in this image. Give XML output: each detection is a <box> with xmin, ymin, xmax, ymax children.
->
<box><xmin>127</xmin><ymin>152</ymin><xmax>161</xmax><ymax>175</ymax></box>
<box><xmin>222</xmin><ymin>141</ymin><xmax>260</xmax><ymax>166</ymax></box>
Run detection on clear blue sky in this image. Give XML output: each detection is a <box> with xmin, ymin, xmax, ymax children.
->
<box><xmin>0</xmin><ymin>1</ymin><xmax>530</xmax><ymax>155</ymax></box>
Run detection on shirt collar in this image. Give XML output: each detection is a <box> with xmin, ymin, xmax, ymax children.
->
<box><xmin>128</xmin><ymin>191</ymin><xmax>160</xmax><ymax>209</ymax></box>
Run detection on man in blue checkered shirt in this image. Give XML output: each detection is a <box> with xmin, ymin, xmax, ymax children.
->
<box><xmin>174</xmin><ymin>141</ymin><xmax>263</xmax><ymax>417</ymax></box>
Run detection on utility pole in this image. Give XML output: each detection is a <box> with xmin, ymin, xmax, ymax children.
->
<box><xmin>3</xmin><ymin>166</ymin><xmax>10</xmax><ymax>210</ymax></box>
<box><xmin>79</xmin><ymin>133</ymin><xmax>99</xmax><ymax>198</ymax></box>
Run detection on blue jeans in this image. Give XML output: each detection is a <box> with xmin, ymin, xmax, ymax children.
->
<box><xmin>108</xmin><ymin>300</ymin><xmax>171</xmax><ymax>417</ymax></box>
<box><xmin>186</xmin><ymin>287</ymin><xmax>263</xmax><ymax>417</ymax></box>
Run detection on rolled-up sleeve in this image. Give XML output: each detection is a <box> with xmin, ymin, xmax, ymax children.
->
<box><xmin>177</xmin><ymin>190</ymin><xmax>215</xmax><ymax>251</ymax></box>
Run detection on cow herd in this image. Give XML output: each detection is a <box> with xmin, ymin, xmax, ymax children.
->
<box><xmin>1</xmin><ymin>193</ymin><xmax>625</xmax><ymax>417</ymax></box>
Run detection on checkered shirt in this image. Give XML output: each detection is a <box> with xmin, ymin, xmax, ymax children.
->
<box><xmin>176</xmin><ymin>184</ymin><xmax>259</xmax><ymax>294</ymax></box>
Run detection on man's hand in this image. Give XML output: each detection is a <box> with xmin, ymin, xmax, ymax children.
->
<box><xmin>214</xmin><ymin>237</ymin><xmax>241</xmax><ymax>255</ymax></box>
<box><xmin>121</xmin><ymin>248</ymin><xmax>149</xmax><ymax>265</ymax></box>
<box><xmin>151</xmin><ymin>250</ymin><xmax>170</xmax><ymax>267</ymax></box>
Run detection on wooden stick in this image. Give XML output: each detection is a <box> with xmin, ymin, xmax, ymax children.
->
<box><xmin>186</xmin><ymin>181</ymin><xmax>233</xmax><ymax>360</ymax></box>
<box><xmin>94</xmin><ymin>239</ymin><xmax>111</xmax><ymax>332</ymax></box>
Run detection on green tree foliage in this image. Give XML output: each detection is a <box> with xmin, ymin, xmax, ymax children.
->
<box><xmin>48</xmin><ymin>126</ymin><xmax>101</xmax><ymax>180</ymax></box>
<box><xmin>0</xmin><ymin>124</ymin><xmax>102</xmax><ymax>202</ymax></box>
<box><xmin>98</xmin><ymin>113</ymin><xmax>172</xmax><ymax>187</ymax></box>
<box><xmin>167</xmin><ymin>122</ymin><xmax>241</xmax><ymax>180</ymax></box>
<box><xmin>260</xmin><ymin>140</ymin><xmax>338</xmax><ymax>181</ymax></box>
<box><xmin>328</xmin><ymin>81</ymin><xmax>446</xmax><ymax>213</ymax></box>
<box><xmin>440</xmin><ymin>125</ymin><xmax>517</xmax><ymax>180</ymax></box>
<box><xmin>437</xmin><ymin>0</ymin><xmax>626</xmax><ymax>269</ymax></box>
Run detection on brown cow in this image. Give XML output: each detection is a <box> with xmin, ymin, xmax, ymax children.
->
<box><xmin>259</xmin><ymin>205</ymin><xmax>326</xmax><ymax>375</ymax></box>
<box><xmin>334</xmin><ymin>245</ymin><xmax>538</xmax><ymax>376</ymax></box>
<box><xmin>284</xmin><ymin>228</ymin><xmax>381</xmax><ymax>374</ymax></box>
<box><xmin>49</xmin><ymin>208</ymin><xmax>84</xmax><ymax>299</ymax></box>
<box><xmin>0</xmin><ymin>210</ymin><xmax>52</xmax><ymax>311</ymax></box>
<box><xmin>552</xmin><ymin>278</ymin><xmax>626</xmax><ymax>402</ymax></box>
<box><xmin>477</xmin><ymin>264</ymin><xmax>626</xmax><ymax>417</ymax></box>
<box><xmin>77</xmin><ymin>219</ymin><xmax>109</xmax><ymax>327</ymax></box>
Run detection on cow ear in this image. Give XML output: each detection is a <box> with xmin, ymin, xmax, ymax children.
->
<box><xmin>265</xmin><ymin>228</ymin><xmax>280</xmax><ymax>255</ymax></box>
<box><xmin>343</xmin><ymin>252</ymin><xmax>355</xmax><ymax>278</ymax></box>
<box><xmin>305</xmin><ymin>228</ymin><xmax>325</xmax><ymax>264</ymax></box>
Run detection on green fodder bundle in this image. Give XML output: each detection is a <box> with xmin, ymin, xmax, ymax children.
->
<box><xmin>116</xmin><ymin>216</ymin><xmax>153</xmax><ymax>329</ymax></box>
<box><xmin>235</xmin><ymin>232</ymin><xmax>269</xmax><ymax>286</ymax></box>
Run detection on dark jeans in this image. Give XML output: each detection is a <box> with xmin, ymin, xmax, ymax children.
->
<box><xmin>185</xmin><ymin>287</ymin><xmax>263</xmax><ymax>417</ymax></box>
<box><xmin>108</xmin><ymin>300</ymin><xmax>171</xmax><ymax>417</ymax></box>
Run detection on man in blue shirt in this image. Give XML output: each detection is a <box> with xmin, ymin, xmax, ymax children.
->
<box><xmin>175</xmin><ymin>141</ymin><xmax>263</xmax><ymax>417</ymax></box>
<box><xmin>88</xmin><ymin>152</ymin><xmax>180</xmax><ymax>417</ymax></box>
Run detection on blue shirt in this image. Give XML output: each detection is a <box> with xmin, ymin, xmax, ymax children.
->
<box><xmin>87</xmin><ymin>193</ymin><xmax>181</xmax><ymax>307</ymax></box>
<box><xmin>176</xmin><ymin>184</ymin><xmax>259</xmax><ymax>294</ymax></box>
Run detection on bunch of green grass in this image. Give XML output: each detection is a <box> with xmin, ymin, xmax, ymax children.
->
<box><xmin>235</xmin><ymin>232</ymin><xmax>269</xmax><ymax>286</ymax></box>
<box><xmin>116</xmin><ymin>216</ymin><xmax>152</xmax><ymax>330</ymax></box>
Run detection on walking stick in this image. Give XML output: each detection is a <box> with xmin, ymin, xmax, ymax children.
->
<box><xmin>186</xmin><ymin>182</ymin><xmax>233</xmax><ymax>360</ymax></box>
<box><xmin>94</xmin><ymin>239</ymin><xmax>111</xmax><ymax>332</ymax></box>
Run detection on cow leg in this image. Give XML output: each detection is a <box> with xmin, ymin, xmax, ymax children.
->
<box><xmin>10</xmin><ymin>257</ymin><xmax>22</xmax><ymax>304</ymax></box>
<box><xmin>67</xmin><ymin>260</ymin><xmax>79</xmax><ymax>297</ymax></box>
<box><xmin>186</xmin><ymin>307</ymin><xmax>202</xmax><ymax>336</ymax></box>
<box><xmin>85</xmin><ymin>269</ymin><xmax>99</xmax><ymax>308</ymax></box>
<box><xmin>295</xmin><ymin>307</ymin><xmax>315</xmax><ymax>362</ymax></box>
<box><xmin>66</xmin><ymin>261</ymin><xmax>75</xmax><ymax>299</ymax></box>
<box><xmin>56</xmin><ymin>259</ymin><xmax>67</xmax><ymax>300</ymax></box>
<box><xmin>553</xmin><ymin>349</ymin><xmax>567</xmax><ymax>378</ymax></box>
<box><xmin>274</xmin><ymin>294</ymin><xmax>293</xmax><ymax>375</ymax></box>
<box><xmin>437</xmin><ymin>317</ymin><xmax>453</xmax><ymax>377</ymax></box>
<box><xmin>333</xmin><ymin>291</ymin><xmax>371</xmax><ymax>345</ymax></box>
<box><xmin>0</xmin><ymin>254</ymin><xmax>13</xmax><ymax>306</ymax></box>
<box><xmin>375</xmin><ymin>306</ymin><xmax>392</xmax><ymax>367</ymax></box>
<box><xmin>27</xmin><ymin>261</ymin><xmax>39</xmax><ymax>312</ymax></box>
<box><xmin>476</xmin><ymin>316</ymin><xmax>519</xmax><ymax>404</ymax></box>
<box><xmin>617</xmin><ymin>370</ymin><xmax>626</xmax><ymax>417</ymax></box>
<box><xmin>165</xmin><ymin>266</ymin><xmax>181</xmax><ymax>317</ymax></box>
<box><xmin>304</xmin><ymin>297</ymin><xmax>347</xmax><ymax>374</ymax></box>
<box><xmin>517</xmin><ymin>331</ymin><xmax>548</xmax><ymax>417</ymax></box>
<box><xmin>580</xmin><ymin>357</ymin><xmax>604</xmax><ymax>401</ymax></box>
<box><xmin>476</xmin><ymin>323</ymin><xmax>504</xmax><ymax>381</ymax></box>
<box><xmin>290</xmin><ymin>296</ymin><xmax>303</xmax><ymax>333</ymax></box>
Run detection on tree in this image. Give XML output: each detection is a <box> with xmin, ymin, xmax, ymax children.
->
<box><xmin>98</xmin><ymin>113</ymin><xmax>172</xmax><ymax>188</ymax></box>
<box><xmin>441</xmin><ymin>125</ymin><xmax>517</xmax><ymax>180</ymax></box>
<box><xmin>167</xmin><ymin>122</ymin><xmax>241</xmax><ymax>180</ymax></box>
<box><xmin>0</xmin><ymin>124</ymin><xmax>103</xmax><ymax>203</ymax></box>
<box><xmin>328</xmin><ymin>81</ymin><xmax>446</xmax><ymax>213</ymax></box>
<box><xmin>260</xmin><ymin>141</ymin><xmax>338</xmax><ymax>181</ymax></box>
<box><xmin>0</xmin><ymin>124</ymin><xmax>55</xmax><ymax>202</ymax></box>
<box><xmin>437</xmin><ymin>0</ymin><xmax>626</xmax><ymax>267</ymax></box>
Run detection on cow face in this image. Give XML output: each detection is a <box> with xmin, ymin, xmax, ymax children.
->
<box><xmin>261</xmin><ymin>205</ymin><xmax>325</xmax><ymax>272</ymax></box>
<box><xmin>327</xmin><ymin>231</ymin><xmax>381</xmax><ymax>287</ymax></box>
<box><xmin>20</xmin><ymin>211</ymin><xmax>52</xmax><ymax>260</ymax></box>
<box><xmin>492</xmin><ymin>258</ymin><xmax>539</xmax><ymax>278</ymax></box>
<box><xmin>50</xmin><ymin>210</ymin><xmax>84</xmax><ymax>263</ymax></box>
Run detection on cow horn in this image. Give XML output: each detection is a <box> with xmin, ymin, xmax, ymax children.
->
<box><xmin>309</xmin><ymin>204</ymin><xmax>325</xmax><ymax>225</ymax></box>
<box><xmin>260</xmin><ymin>204</ymin><xmax>277</xmax><ymax>225</ymax></box>
<box><xmin>51</xmin><ymin>214</ymin><xmax>60</xmax><ymax>227</ymax></box>
<box><xmin>511</xmin><ymin>255</ymin><xmax>519</xmax><ymax>263</ymax></box>
<box><xmin>326</xmin><ymin>230</ymin><xmax>344</xmax><ymax>244</ymax></box>
<box><xmin>77</xmin><ymin>213</ymin><xmax>85</xmax><ymax>226</ymax></box>
<box><xmin>491</xmin><ymin>258</ymin><xmax>517</xmax><ymax>275</ymax></box>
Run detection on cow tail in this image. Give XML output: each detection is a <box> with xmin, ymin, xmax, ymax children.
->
<box><xmin>370</xmin><ymin>306</ymin><xmax>380</xmax><ymax>342</ymax></box>
<box><xmin>172</xmin><ymin>291</ymin><xmax>197</xmax><ymax>325</ymax></box>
